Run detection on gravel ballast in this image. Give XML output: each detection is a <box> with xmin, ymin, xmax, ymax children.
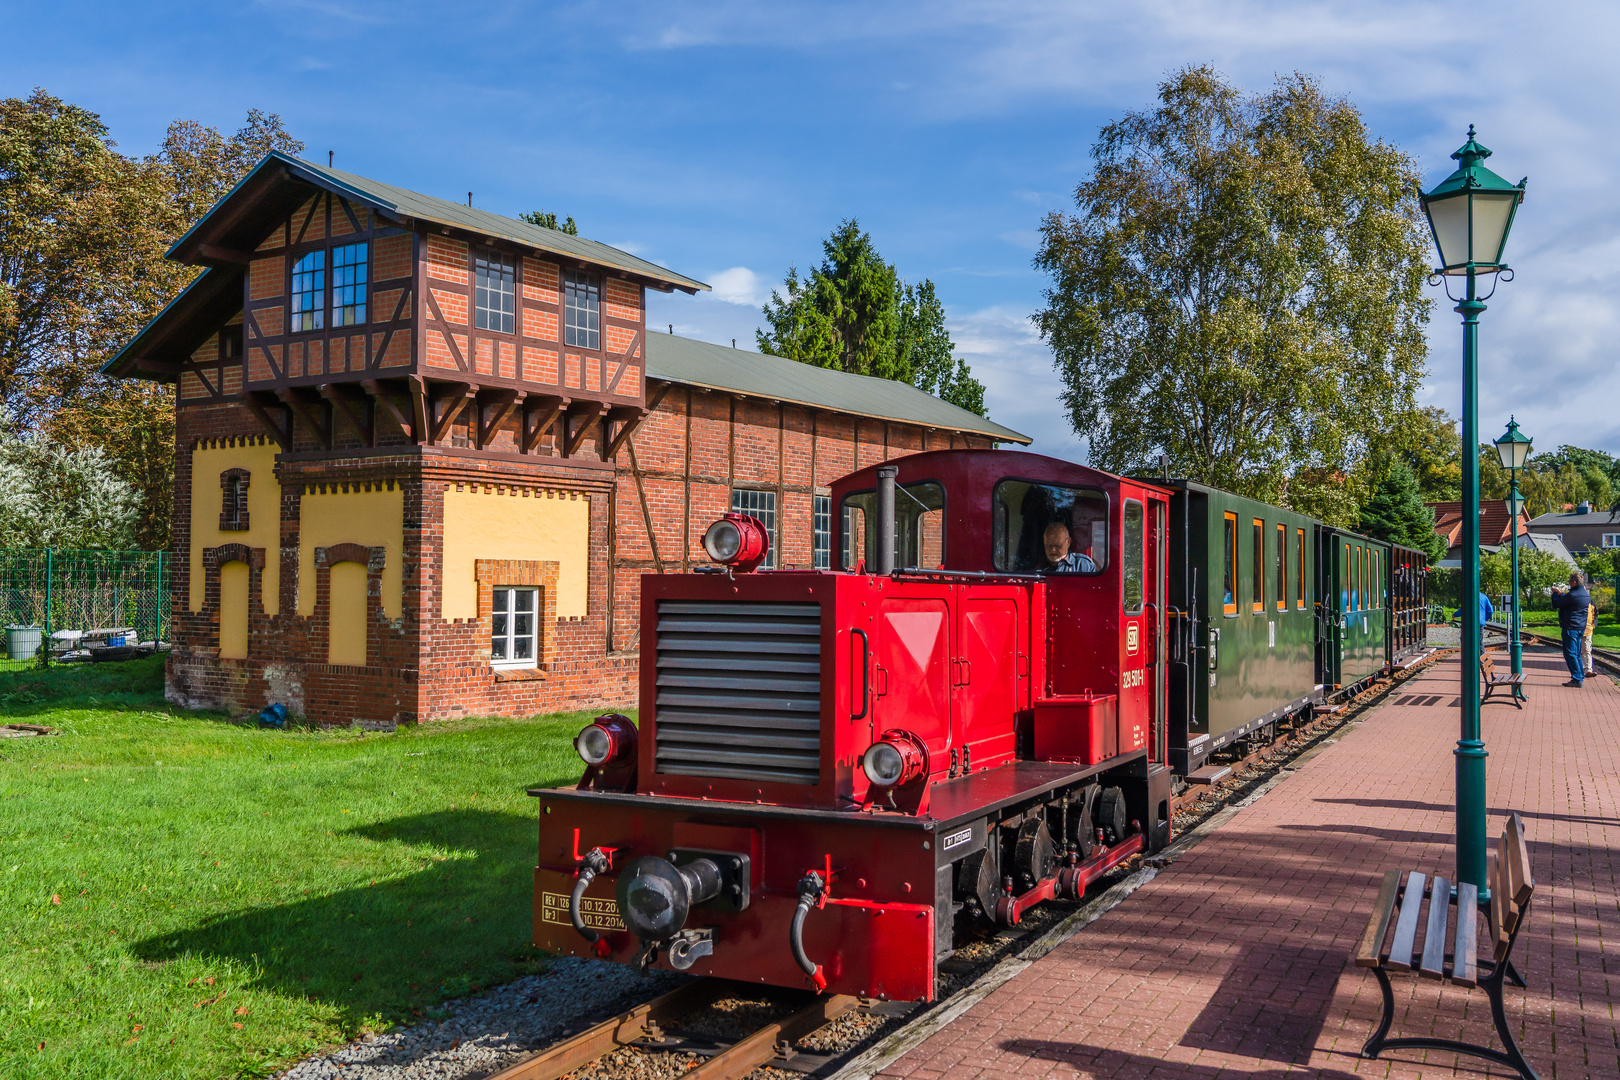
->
<box><xmin>275</xmin><ymin>959</ymin><xmax>685</xmax><ymax>1080</ymax></box>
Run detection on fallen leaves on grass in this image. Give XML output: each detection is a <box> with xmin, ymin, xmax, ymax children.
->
<box><xmin>196</xmin><ymin>989</ymin><xmax>228</xmax><ymax>1008</ymax></box>
<box><xmin>187</xmin><ymin>976</ymin><xmax>216</xmax><ymax>987</ymax></box>
<box><xmin>232</xmin><ymin>1022</ymin><xmax>243</xmax><ymax>1029</ymax></box>
<box><xmin>233</xmin><ymin>1006</ymin><xmax>247</xmax><ymax>1016</ymax></box>
<box><xmin>50</xmin><ymin>894</ymin><xmax>60</xmax><ymax>905</ymax></box>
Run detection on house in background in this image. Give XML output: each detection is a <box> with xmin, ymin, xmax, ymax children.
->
<box><xmin>1427</xmin><ymin>500</ymin><xmax>1530</xmax><ymax>568</ymax></box>
<box><xmin>106</xmin><ymin>152</ymin><xmax>1028</xmax><ymax>726</ymax></box>
<box><xmin>1525</xmin><ymin>503</ymin><xmax>1620</xmax><ymax>555</ymax></box>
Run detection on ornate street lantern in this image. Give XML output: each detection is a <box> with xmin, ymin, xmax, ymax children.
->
<box><xmin>1421</xmin><ymin>126</ymin><xmax>1526</xmax><ymax>275</ymax></box>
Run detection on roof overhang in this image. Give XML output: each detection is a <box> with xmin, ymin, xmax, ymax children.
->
<box><xmin>101</xmin><ymin>267</ymin><xmax>244</xmax><ymax>382</ymax></box>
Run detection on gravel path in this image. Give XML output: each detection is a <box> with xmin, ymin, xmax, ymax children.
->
<box><xmin>275</xmin><ymin>959</ymin><xmax>686</xmax><ymax>1080</ymax></box>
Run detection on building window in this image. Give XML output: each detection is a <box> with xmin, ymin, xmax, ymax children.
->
<box><xmin>491</xmin><ymin>587</ymin><xmax>538</xmax><ymax>669</ymax></box>
<box><xmin>1604</xmin><ymin>534</ymin><xmax>1620</xmax><ymax>548</ymax></box>
<box><xmin>291</xmin><ymin>250</ymin><xmax>325</xmax><ymax>332</ymax></box>
<box><xmin>475</xmin><ymin>251</ymin><xmax>516</xmax><ymax>334</ymax></box>
<box><xmin>564</xmin><ymin>269</ymin><xmax>600</xmax><ymax>349</ymax></box>
<box><xmin>1295</xmin><ymin>528</ymin><xmax>1306</xmax><ymax>608</ymax></box>
<box><xmin>813</xmin><ymin>495</ymin><xmax>831</xmax><ymax>570</ymax></box>
<box><xmin>219</xmin><ymin>469</ymin><xmax>250</xmax><ymax>531</ymax></box>
<box><xmin>332</xmin><ymin>242</ymin><xmax>368</xmax><ymax>326</ymax></box>
<box><xmin>731</xmin><ymin>489</ymin><xmax>777</xmax><ymax>569</ymax></box>
<box><xmin>222</xmin><ymin>325</ymin><xmax>243</xmax><ymax>359</ymax></box>
<box><xmin>1222</xmin><ymin>512</ymin><xmax>1238</xmax><ymax>615</ymax></box>
<box><xmin>1251</xmin><ymin>519</ymin><xmax>1265</xmax><ymax>613</ymax></box>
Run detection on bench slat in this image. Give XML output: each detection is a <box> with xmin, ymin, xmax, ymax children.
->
<box><xmin>1355</xmin><ymin>870</ymin><xmax>1401</xmax><ymax>968</ymax></box>
<box><xmin>1386</xmin><ymin>871</ymin><xmax>1426</xmax><ymax>971</ymax></box>
<box><xmin>1454</xmin><ymin>881</ymin><xmax>1479</xmax><ymax>988</ymax></box>
<box><xmin>1491</xmin><ymin>855</ymin><xmax>1514</xmax><ymax>962</ymax></box>
<box><xmin>1419</xmin><ymin>875</ymin><xmax>1451</xmax><ymax>979</ymax></box>
<box><xmin>1504</xmin><ymin>811</ymin><xmax>1534</xmax><ymax>907</ymax></box>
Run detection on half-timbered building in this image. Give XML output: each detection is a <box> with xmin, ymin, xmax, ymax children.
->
<box><xmin>107</xmin><ymin>152</ymin><xmax>1029</xmax><ymax>725</ymax></box>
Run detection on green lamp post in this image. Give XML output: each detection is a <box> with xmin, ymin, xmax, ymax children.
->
<box><xmin>1420</xmin><ymin>126</ymin><xmax>1526</xmax><ymax>900</ymax></box>
<box><xmin>1495</xmin><ymin>417</ymin><xmax>1533</xmax><ymax>699</ymax></box>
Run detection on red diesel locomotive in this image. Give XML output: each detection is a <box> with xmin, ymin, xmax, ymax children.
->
<box><xmin>530</xmin><ymin>449</ymin><xmax>1174</xmax><ymax>1002</ymax></box>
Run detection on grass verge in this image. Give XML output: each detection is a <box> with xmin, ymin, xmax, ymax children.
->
<box><xmin>0</xmin><ymin>655</ymin><xmax>600</xmax><ymax>1079</ymax></box>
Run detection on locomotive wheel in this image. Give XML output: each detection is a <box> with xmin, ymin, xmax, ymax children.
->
<box><xmin>1096</xmin><ymin>786</ymin><xmax>1127</xmax><ymax>845</ymax></box>
<box><xmin>1072</xmin><ymin>785</ymin><xmax>1100</xmax><ymax>859</ymax></box>
<box><xmin>1013</xmin><ymin>817</ymin><xmax>1056</xmax><ymax>890</ymax></box>
<box><xmin>957</xmin><ymin>844</ymin><xmax>999</xmax><ymax>917</ymax></box>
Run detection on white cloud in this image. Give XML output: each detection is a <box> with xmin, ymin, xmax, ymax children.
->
<box><xmin>947</xmin><ymin>304</ymin><xmax>1083</xmax><ymax>462</ymax></box>
<box><xmin>706</xmin><ymin>266</ymin><xmax>768</xmax><ymax>307</ymax></box>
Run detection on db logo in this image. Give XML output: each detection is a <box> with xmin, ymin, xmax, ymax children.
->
<box><xmin>1126</xmin><ymin>622</ymin><xmax>1140</xmax><ymax>655</ymax></box>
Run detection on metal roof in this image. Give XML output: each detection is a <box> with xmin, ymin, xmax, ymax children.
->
<box><xmin>644</xmin><ymin>334</ymin><xmax>1030</xmax><ymax>444</ymax></box>
<box><xmin>168</xmin><ymin>151</ymin><xmax>708</xmax><ymax>294</ymax></box>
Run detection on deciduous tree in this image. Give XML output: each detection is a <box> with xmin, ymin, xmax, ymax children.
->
<box><xmin>1034</xmin><ymin>67</ymin><xmax>1431</xmax><ymax>525</ymax></box>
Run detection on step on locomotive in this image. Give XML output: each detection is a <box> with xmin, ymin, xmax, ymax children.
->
<box><xmin>529</xmin><ymin>449</ymin><xmax>1428</xmax><ymax>1001</ymax></box>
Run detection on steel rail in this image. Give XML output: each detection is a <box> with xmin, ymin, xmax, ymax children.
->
<box><xmin>483</xmin><ymin>978</ymin><xmax>860</xmax><ymax>1080</ymax></box>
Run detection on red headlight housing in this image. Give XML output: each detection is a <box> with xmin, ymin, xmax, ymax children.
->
<box><xmin>703</xmin><ymin>513</ymin><xmax>770</xmax><ymax>572</ymax></box>
<box><xmin>861</xmin><ymin>730</ymin><xmax>929</xmax><ymax>788</ymax></box>
<box><xmin>575</xmin><ymin>713</ymin><xmax>637</xmax><ymax>767</ymax></box>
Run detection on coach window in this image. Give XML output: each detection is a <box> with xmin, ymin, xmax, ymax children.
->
<box><xmin>1341</xmin><ymin>544</ymin><xmax>1351</xmax><ymax>612</ymax></box>
<box><xmin>1295</xmin><ymin>528</ymin><xmax>1306</xmax><ymax>608</ymax></box>
<box><xmin>491</xmin><ymin>587</ymin><xmax>537</xmax><ymax>669</ymax></box>
<box><xmin>476</xmin><ymin>251</ymin><xmax>516</xmax><ymax>334</ymax></box>
<box><xmin>1275</xmin><ymin>523</ymin><xmax>1287</xmax><ymax>612</ymax></box>
<box><xmin>564</xmin><ymin>269</ymin><xmax>601</xmax><ymax>349</ymax></box>
<box><xmin>1251</xmin><ymin>519</ymin><xmax>1265</xmax><ymax>613</ymax></box>
<box><xmin>845</xmin><ymin>481</ymin><xmax>947</xmax><ymax>571</ymax></box>
<box><xmin>1222</xmin><ymin>512</ymin><xmax>1238</xmax><ymax>615</ymax></box>
<box><xmin>991</xmin><ymin>480</ymin><xmax>1106</xmax><ymax>575</ymax></box>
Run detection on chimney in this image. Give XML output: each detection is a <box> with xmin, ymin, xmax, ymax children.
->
<box><xmin>1577</xmin><ymin>501</ymin><xmax>1593</xmax><ymax>515</ymax></box>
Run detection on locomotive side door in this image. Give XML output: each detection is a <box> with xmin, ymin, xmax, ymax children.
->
<box><xmin>952</xmin><ymin>585</ymin><xmax>1027</xmax><ymax>772</ymax></box>
<box><xmin>1117</xmin><ymin>493</ymin><xmax>1151</xmax><ymax>755</ymax></box>
<box><xmin>1147</xmin><ymin>494</ymin><xmax>1167</xmax><ymax>763</ymax></box>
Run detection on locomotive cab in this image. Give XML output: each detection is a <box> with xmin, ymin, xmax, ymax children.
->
<box><xmin>531</xmin><ymin>449</ymin><xmax>1174</xmax><ymax>1002</ymax></box>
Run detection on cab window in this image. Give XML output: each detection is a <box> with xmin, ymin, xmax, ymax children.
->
<box><xmin>1122</xmin><ymin>500</ymin><xmax>1143</xmax><ymax>612</ymax></box>
<box><xmin>839</xmin><ymin>482</ymin><xmax>946</xmax><ymax>571</ymax></box>
<box><xmin>992</xmin><ymin>480</ymin><xmax>1107</xmax><ymax>574</ymax></box>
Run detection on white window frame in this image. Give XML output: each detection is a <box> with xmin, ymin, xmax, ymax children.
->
<box><xmin>813</xmin><ymin>495</ymin><xmax>832</xmax><ymax>570</ymax></box>
<box><xmin>730</xmin><ymin>488</ymin><xmax>778</xmax><ymax>569</ymax></box>
<box><xmin>1603</xmin><ymin>534</ymin><xmax>1620</xmax><ymax>548</ymax></box>
<box><xmin>490</xmin><ymin>586</ymin><xmax>539</xmax><ymax>669</ymax></box>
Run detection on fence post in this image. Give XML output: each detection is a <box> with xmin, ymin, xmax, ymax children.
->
<box><xmin>157</xmin><ymin>550</ymin><xmax>165</xmax><ymax>642</ymax></box>
<box><xmin>42</xmin><ymin>548</ymin><xmax>52</xmax><ymax>668</ymax></box>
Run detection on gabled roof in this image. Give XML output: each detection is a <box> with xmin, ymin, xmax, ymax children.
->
<box><xmin>1527</xmin><ymin>507</ymin><xmax>1620</xmax><ymax>526</ymax></box>
<box><xmin>101</xmin><ymin>267</ymin><xmax>243</xmax><ymax>380</ymax></box>
<box><xmin>169</xmin><ymin>151</ymin><xmax>707</xmax><ymax>294</ymax></box>
<box><xmin>1426</xmin><ymin>500</ymin><xmax>1528</xmax><ymax>548</ymax></box>
<box><xmin>645</xmin><ymin>334</ymin><xmax>1030</xmax><ymax>445</ymax></box>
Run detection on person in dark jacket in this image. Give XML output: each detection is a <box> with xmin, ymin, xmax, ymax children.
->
<box><xmin>1551</xmin><ymin>572</ymin><xmax>1592</xmax><ymax>686</ymax></box>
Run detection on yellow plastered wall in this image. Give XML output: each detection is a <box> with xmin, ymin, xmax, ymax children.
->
<box><xmin>189</xmin><ymin>442</ymin><xmax>281</xmax><ymax>613</ymax></box>
<box><xmin>297</xmin><ymin>488</ymin><xmax>405</xmax><ymax>618</ymax></box>
<box><xmin>441</xmin><ymin>487</ymin><xmax>589</xmax><ymax>620</ymax></box>
<box><xmin>327</xmin><ymin>561</ymin><xmax>369</xmax><ymax>666</ymax></box>
<box><xmin>218</xmin><ymin>561</ymin><xmax>250</xmax><ymax>659</ymax></box>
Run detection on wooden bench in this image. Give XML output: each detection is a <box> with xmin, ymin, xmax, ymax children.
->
<box><xmin>1481</xmin><ymin>654</ymin><xmax>1526</xmax><ymax>709</ymax></box>
<box><xmin>1355</xmin><ymin>812</ymin><xmax>1537</xmax><ymax>1079</ymax></box>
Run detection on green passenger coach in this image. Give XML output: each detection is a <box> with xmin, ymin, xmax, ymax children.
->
<box><xmin>1316</xmin><ymin>527</ymin><xmax>1391</xmax><ymax>691</ymax></box>
<box><xmin>1156</xmin><ymin>480</ymin><xmax>1320</xmax><ymax>776</ymax></box>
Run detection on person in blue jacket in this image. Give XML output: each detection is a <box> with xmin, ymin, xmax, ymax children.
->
<box><xmin>1478</xmin><ymin>590</ymin><xmax>1494</xmax><ymax>629</ymax></box>
<box><xmin>1551</xmin><ymin>572</ymin><xmax>1592</xmax><ymax>687</ymax></box>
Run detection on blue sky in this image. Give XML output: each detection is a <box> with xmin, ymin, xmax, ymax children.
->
<box><xmin>4</xmin><ymin>0</ymin><xmax>1615</xmax><ymax>463</ymax></box>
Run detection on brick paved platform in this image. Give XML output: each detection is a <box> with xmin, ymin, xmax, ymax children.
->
<box><xmin>878</xmin><ymin>647</ymin><xmax>1620</xmax><ymax>1080</ymax></box>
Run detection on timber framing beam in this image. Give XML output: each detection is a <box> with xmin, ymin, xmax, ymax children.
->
<box><xmin>428</xmin><ymin>382</ymin><xmax>478</xmax><ymax>445</ymax></box>
<box><xmin>564</xmin><ymin>401</ymin><xmax>608</xmax><ymax>458</ymax></box>
<box><xmin>277</xmin><ymin>388</ymin><xmax>333</xmax><ymax>450</ymax></box>
<box><xmin>522</xmin><ymin>394</ymin><xmax>569</xmax><ymax>454</ymax></box>
<box><xmin>361</xmin><ymin>378</ymin><xmax>418</xmax><ymax>442</ymax></box>
<box><xmin>243</xmin><ymin>391</ymin><xmax>292</xmax><ymax>450</ymax></box>
<box><xmin>475</xmin><ymin>388</ymin><xmax>525</xmax><ymax>450</ymax></box>
<box><xmin>320</xmin><ymin>383</ymin><xmax>375</xmax><ymax>447</ymax></box>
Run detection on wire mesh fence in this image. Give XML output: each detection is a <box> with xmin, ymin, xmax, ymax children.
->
<box><xmin>0</xmin><ymin>549</ymin><xmax>171</xmax><ymax>642</ymax></box>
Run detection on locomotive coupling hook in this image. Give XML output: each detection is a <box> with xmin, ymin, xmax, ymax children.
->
<box><xmin>571</xmin><ymin>848</ymin><xmax>612</xmax><ymax>957</ymax></box>
<box><xmin>790</xmin><ymin>871</ymin><xmax>828</xmax><ymax>993</ymax></box>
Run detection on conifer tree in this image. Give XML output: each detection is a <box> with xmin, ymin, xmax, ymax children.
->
<box><xmin>1358</xmin><ymin>462</ymin><xmax>1445</xmax><ymax>561</ymax></box>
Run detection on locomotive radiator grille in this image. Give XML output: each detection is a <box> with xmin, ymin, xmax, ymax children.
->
<box><xmin>653</xmin><ymin>600</ymin><xmax>822</xmax><ymax>785</ymax></box>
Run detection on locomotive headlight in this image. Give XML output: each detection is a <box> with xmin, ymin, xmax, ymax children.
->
<box><xmin>704</xmin><ymin>519</ymin><xmax>742</xmax><ymax>562</ymax></box>
<box><xmin>574</xmin><ymin>714</ymin><xmax>636</xmax><ymax>767</ymax></box>
<box><xmin>701</xmin><ymin>513</ymin><xmax>770</xmax><ymax>572</ymax></box>
<box><xmin>861</xmin><ymin>731</ymin><xmax>928</xmax><ymax>788</ymax></box>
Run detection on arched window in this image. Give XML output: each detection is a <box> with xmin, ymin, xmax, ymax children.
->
<box><xmin>220</xmin><ymin>469</ymin><xmax>251</xmax><ymax>531</ymax></box>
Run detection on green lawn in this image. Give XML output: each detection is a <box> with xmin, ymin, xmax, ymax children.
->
<box><xmin>1520</xmin><ymin>609</ymin><xmax>1620</xmax><ymax>649</ymax></box>
<box><xmin>0</xmin><ymin>656</ymin><xmax>601</xmax><ymax>1079</ymax></box>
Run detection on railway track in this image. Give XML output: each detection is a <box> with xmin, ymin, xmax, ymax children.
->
<box><xmin>1517</xmin><ymin>629</ymin><xmax>1620</xmax><ymax>678</ymax></box>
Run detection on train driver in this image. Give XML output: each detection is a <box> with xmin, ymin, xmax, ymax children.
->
<box><xmin>1041</xmin><ymin>521</ymin><xmax>1097</xmax><ymax>574</ymax></box>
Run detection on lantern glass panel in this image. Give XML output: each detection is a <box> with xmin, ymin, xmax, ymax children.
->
<box><xmin>1471</xmin><ymin>191</ymin><xmax>1518</xmax><ymax>265</ymax></box>
<box><xmin>1427</xmin><ymin>194</ymin><xmax>1472</xmax><ymax>269</ymax></box>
